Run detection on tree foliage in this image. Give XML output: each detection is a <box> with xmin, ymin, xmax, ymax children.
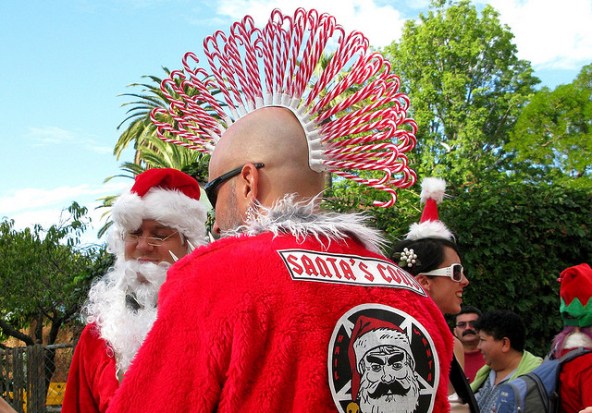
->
<box><xmin>97</xmin><ymin>69</ymin><xmax>212</xmax><ymax>238</ymax></box>
<box><xmin>382</xmin><ymin>0</ymin><xmax>539</xmax><ymax>187</ymax></box>
<box><xmin>441</xmin><ymin>180</ymin><xmax>592</xmax><ymax>354</ymax></box>
<box><xmin>0</xmin><ymin>203</ymin><xmax>112</xmax><ymax>347</ymax></box>
<box><xmin>326</xmin><ymin>1</ymin><xmax>592</xmax><ymax>356</ymax></box>
<box><xmin>507</xmin><ymin>63</ymin><xmax>592</xmax><ymax>188</ymax></box>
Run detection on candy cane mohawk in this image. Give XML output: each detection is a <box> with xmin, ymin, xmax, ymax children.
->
<box><xmin>151</xmin><ymin>7</ymin><xmax>418</xmax><ymax>207</ymax></box>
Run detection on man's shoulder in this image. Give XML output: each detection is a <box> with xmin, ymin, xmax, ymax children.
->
<box><xmin>184</xmin><ymin>231</ymin><xmax>381</xmax><ymax>263</ymax></box>
<box><xmin>520</xmin><ymin>350</ymin><xmax>544</xmax><ymax>369</ymax></box>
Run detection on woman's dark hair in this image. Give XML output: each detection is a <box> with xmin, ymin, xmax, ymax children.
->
<box><xmin>392</xmin><ymin>237</ymin><xmax>460</xmax><ymax>276</ymax></box>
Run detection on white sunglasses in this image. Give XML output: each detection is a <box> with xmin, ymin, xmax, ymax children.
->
<box><xmin>420</xmin><ymin>263</ymin><xmax>464</xmax><ymax>282</ymax></box>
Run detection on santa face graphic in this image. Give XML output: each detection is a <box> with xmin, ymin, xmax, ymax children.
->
<box><xmin>357</xmin><ymin>345</ymin><xmax>419</xmax><ymax>413</ymax></box>
<box><xmin>328</xmin><ymin>304</ymin><xmax>439</xmax><ymax>413</ymax></box>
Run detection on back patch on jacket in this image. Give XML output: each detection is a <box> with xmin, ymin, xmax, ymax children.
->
<box><xmin>278</xmin><ymin>249</ymin><xmax>426</xmax><ymax>296</ymax></box>
<box><xmin>328</xmin><ymin>304</ymin><xmax>439</xmax><ymax>413</ymax></box>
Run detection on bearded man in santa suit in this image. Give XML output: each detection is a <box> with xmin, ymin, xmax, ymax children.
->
<box><xmin>62</xmin><ymin>168</ymin><xmax>207</xmax><ymax>413</ymax></box>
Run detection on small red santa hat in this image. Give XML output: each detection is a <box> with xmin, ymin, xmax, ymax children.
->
<box><xmin>348</xmin><ymin>316</ymin><xmax>414</xmax><ymax>399</ymax></box>
<box><xmin>111</xmin><ymin>168</ymin><xmax>207</xmax><ymax>249</ymax></box>
<box><xmin>405</xmin><ymin>177</ymin><xmax>453</xmax><ymax>241</ymax></box>
<box><xmin>559</xmin><ymin>263</ymin><xmax>592</xmax><ymax>327</ymax></box>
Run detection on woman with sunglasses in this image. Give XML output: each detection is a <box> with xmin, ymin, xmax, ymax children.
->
<box><xmin>392</xmin><ymin>178</ymin><xmax>478</xmax><ymax>413</ymax></box>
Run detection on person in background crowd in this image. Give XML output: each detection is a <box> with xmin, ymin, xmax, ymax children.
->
<box><xmin>551</xmin><ymin>263</ymin><xmax>592</xmax><ymax>413</ymax></box>
<box><xmin>62</xmin><ymin>168</ymin><xmax>207</xmax><ymax>413</ymax></box>
<box><xmin>393</xmin><ymin>177</ymin><xmax>478</xmax><ymax>413</ymax></box>
<box><xmin>471</xmin><ymin>309</ymin><xmax>543</xmax><ymax>413</ymax></box>
<box><xmin>454</xmin><ymin>305</ymin><xmax>486</xmax><ymax>382</ymax></box>
<box><xmin>106</xmin><ymin>8</ymin><xmax>454</xmax><ymax>413</ymax></box>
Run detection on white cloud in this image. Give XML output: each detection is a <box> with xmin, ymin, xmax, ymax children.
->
<box><xmin>214</xmin><ymin>0</ymin><xmax>408</xmax><ymax>47</ymax></box>
<box><xmin>213</xmin><ymin>0</ymin><xmax>591</xmax><ymax>72</ymax></box>
<box><xmin>480</xmin><ymin>0</ymin><xmax>592</xmax><ymax>70</ymax></box>
<box><xmin>0</xmin><ymin>181</ymin><xmax>130</xmax><ymax>245</ymax></box>
<box><xmin>28</xmin><ymin>126</ymin><xmax>76</xmax><ymax>145</ymax></box>
<box><xmin>26</xmin><ymin>126</ymin><xmax>113</xmax><ymax>154</ymax></box>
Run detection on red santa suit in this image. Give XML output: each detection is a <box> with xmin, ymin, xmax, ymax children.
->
<box><xmin>62</xmin><ymin>325</ymin><xmax>119</xmax><ymax>413</ymax></box>
<box><xmin>62</xmin><ymin>168</ymin><xmax>208</xmax><ymax>413</ymax></box>
<box><xmin>558</xmin><ymin>351</ymin><xmax>592</xmax><ymax>413</ymax></box>
<box><xmin>108</xmin><ymin>203</ymin><xmax>454</xmax><ymax>413</ymax></box>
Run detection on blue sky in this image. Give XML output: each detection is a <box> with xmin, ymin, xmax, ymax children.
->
<box><xmin>1</xmin><ymin>0</ymin><xmax>591</xmax><ymax>246</ymax></box>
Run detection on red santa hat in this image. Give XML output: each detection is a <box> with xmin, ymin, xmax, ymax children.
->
<box><xmin>559</xmin><ymin>263</ymin><xmax>592</xmax><ymax>327</ymax></box>
<box><xmin>405</xmin><ymin>177</ymin><xmax>454</xmax><ymax>241</ymax></box>
<box><xmin>348</xmin><ymin>316</ymin><xmax>413</xmax><ymax>399</ymax></box>
<box><xmin>111</xmin><ymin>168</ymin><xmax>207</xmax><ymax>249</ymax></box>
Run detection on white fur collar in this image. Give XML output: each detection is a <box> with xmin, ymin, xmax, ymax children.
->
<box><xmin>223</xmin><ymin>195</ymin><xmax>387</xmax><ymax>254</ymax></box>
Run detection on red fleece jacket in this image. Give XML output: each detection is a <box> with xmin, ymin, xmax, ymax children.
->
<box><xmin>62</xmin><ymin>324</ymin><xmax>119</xmax><ymax>413</ymax></box>
<box><xmin>108</xmin><ymin>231</ymin><xmax>453</xmax><ymax>412</ymax></box>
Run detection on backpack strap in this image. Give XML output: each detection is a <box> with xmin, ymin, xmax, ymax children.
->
<box><xmin>551</xmin><ymin>347</ymin><xmax>592</xmax><ymax>413</ymax></box>
<box><xmin>450</xmin><ymin>355</ymin><xmax>480</xmax><ymax>413</ymax></box>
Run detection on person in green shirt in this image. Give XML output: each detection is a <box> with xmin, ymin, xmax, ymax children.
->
<box><xmin>471</xmin><ymin>309</ymin><xmax>543</xmax><ymax>413</ymax></box>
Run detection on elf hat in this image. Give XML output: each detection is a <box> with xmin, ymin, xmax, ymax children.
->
<box><xmin>405</xmin><ymin>177</ymin><xmax>454</xmax><ymax>241</ymax></box>
<box><xmin>348</xmin><ymin>315</ymin><xmax>414</xmax><ymax>399</ymax></box>
<box><xmin>559</xmin><ymin>263</ymin><xmax>592</xmax><ymax>327</ymax></box>
<box><xmin>111</xmin><ymin>168</ymin><xmax>207</xmax><ymax>250</ymax></box>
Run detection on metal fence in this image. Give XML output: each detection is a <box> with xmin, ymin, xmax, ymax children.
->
<box><xmin>0</xmin><ymin>344</ymin><xmax>72</xmax><ymax>413</ymax></box>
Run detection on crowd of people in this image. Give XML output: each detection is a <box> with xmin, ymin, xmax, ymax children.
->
<box><xmin>3</xmin><ymin>7</ymin><xmax>588</xmax><ymax>413</ymax></box>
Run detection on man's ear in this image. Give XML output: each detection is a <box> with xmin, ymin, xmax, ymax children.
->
<box><xmin>415</xmin><ymin>274</ymin><xmax>431</xmax><ymax>292</ymax></box>
<box><xmin>238</xmin><ymin>163</ymin><xmax>260</xmax><ymax>204</ymax></box>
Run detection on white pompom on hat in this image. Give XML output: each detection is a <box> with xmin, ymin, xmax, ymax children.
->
<box><xmin>111</xmin><ymin>168</ymin><xmax>208</xmax><ymax>249</ymax></box>
<box><xmin>405</xmin><ymin>177</ymin><xmax>454</xmax><ymax>241</ymax></box>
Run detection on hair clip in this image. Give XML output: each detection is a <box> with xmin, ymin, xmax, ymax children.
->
<box><xmin>394</xmin><ymin>247</ymin><xmax>418</xmax><ymax>268</ymax></box>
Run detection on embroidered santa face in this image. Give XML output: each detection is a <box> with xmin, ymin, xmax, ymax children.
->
<box><xmin>352</xmin><ymin>317</ymin><xmax>419</xmax><ymax>413</ymax></box>
<box><xmin>328</xmin><ymin>304</ymin><xmax>439</xmax><ymax>413</ymax></box>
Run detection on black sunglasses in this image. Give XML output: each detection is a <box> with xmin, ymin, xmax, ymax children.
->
<box><xmin>204</xmin><ymin>162</ymin><xmax>265</xmax><ymax>207</ymax></box>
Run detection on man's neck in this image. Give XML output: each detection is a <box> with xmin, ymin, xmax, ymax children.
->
<box><xmin>463</xmin><ymin>342</ymin><xmax>480</xmax><ymax>353</ymax></box>
<box><xmin>493</xmin><ymin>351</ymin><xmax>523</xmax><ymax>384</ymax></box>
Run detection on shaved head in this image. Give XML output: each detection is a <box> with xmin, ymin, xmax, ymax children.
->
<box><xmin>209</xmin><ymin>107</ymin><xmax>325</xmax><ymax>233</ymax></box>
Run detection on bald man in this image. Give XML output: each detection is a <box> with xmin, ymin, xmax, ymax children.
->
<box><xmin>108</xmin><ymin>107</ymin><xmax>453</xmax><ymax>413</ymax></box>
<box><xmin>208</xmin><ymin>107</ymin><xmax>325</xmax><ymax>234</ymax></box>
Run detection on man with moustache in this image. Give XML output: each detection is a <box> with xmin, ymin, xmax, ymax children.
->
<box><xmin>454</xmin><ymin>306</ymin><xmax>485</xmax><ymax>382</ymax></box>
<box><xmin>350</xmin><ymin>316</ymin><xmax>420</xmax><ymax>413</ymax></box>
<box><xmin>62</xmin><ymin>168</ymin><xmax>207</xmax><ymax>413</ymax></box>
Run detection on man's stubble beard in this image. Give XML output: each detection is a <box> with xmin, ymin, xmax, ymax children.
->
<box><xmin>218</xmin><ymin>180</ymin><xmax>251</xmax><ymax>236</ymax></box>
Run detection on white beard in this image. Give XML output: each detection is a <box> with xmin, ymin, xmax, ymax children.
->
<box><xmin>83</xmin><ymin>259</ymin><xmax>170</xmax><ymax>376</ymax></box>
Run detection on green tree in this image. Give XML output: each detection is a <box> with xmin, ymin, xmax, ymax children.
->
<box><xmin>0</xmin><ymin>202</ymin><xmax>111</xmax><ymax>347</ymax></box>
<box><xmin>382</xmin><ymin>0</ymin><xmax>539</xmax><ymax>188</ymax></box>
<box><xmin>443</xmin><ymin>179</ymin><xmax>592</xmax><ymax>354</ymax></box>
<box><xmin>507</xmin><ymin>63</ymin><xmax>592</xmax><ymax>188</ymax></box>
<box><xmin>115</xmin><ymin>70</ymin><xmax>199</xmax><ymax>168</ymax></box>
<box><xmin>97</xmin><ymin>69</ymin><xmax>212</xmax><ymax>238</ymax></box>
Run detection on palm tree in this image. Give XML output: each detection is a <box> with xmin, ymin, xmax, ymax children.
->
<box><xmin>96</xmin><ymin>69</ymin><xmax>211</xmax><ymax>238</ymax></box>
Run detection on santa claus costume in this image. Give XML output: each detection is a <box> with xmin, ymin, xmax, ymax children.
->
<box><xmin>108</xmin><ymin>8</ymin><xmax>454</xmax><ymax>413</ymax></box>
<box><xmin>62</xmin><ymin>168</ymin><xmax>207</xmax><ymax>413</ymax></box>
<box><xmin>553</xmin><ymin>263</ymin><xmax>592</xmax><ymax>413</ymax></box>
